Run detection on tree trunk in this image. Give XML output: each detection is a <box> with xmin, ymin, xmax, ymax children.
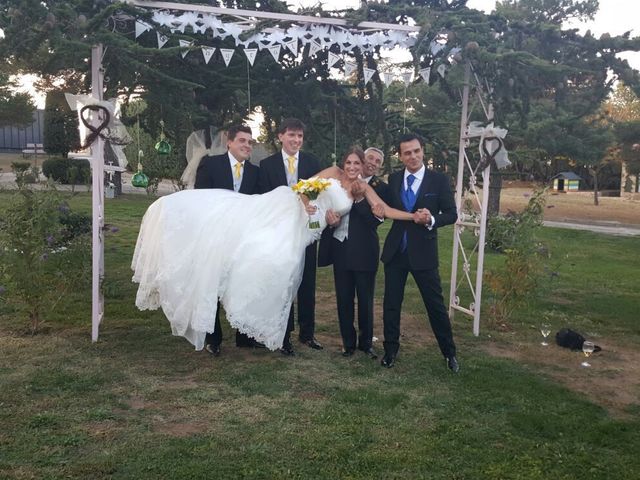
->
<box><xmin>592</xmin><ymin>170</ymin><xmax>599</xmax><ymax>206</ymax></box>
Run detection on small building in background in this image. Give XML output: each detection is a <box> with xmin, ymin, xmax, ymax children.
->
<box><xmin>551</xmin><ymin>171</ymin><xmax>582</xmax><ymax>192</ymax></box>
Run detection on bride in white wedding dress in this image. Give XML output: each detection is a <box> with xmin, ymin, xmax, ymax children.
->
<box><xmin>132</xmin><ymin>149</ymin><xmax>420</xmax><ymax>351</ymax></box>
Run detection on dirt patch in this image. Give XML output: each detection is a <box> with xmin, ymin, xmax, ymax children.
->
<box><xmin>481</xmin><ymin>338</ymin><xmax>640</xmax><ymax>418</ymax></box>
<box><xmin>500</xmin><ymin>183</ymin><xmax>640</xmax><ymax>226</ymax></box>
<box><xmin>154</xmin><ymin>420</ymin><xmax>206</xmax><ymax>438</ymax></box>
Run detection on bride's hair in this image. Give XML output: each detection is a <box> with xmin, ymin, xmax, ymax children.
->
<box><xmin>341</xmin><ymin>146</ymin><xmax>365</xmax><ymax>166</ymax></box>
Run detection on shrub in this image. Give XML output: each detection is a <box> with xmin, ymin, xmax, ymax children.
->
<box><xmin>11</xmin><ymin>161</ymin><xmax>36</xmax><ymax>185</ymax></box>
<box><xmin>484</xmin><ymin>188</ymin><xmax>550</xmax><ymax>326</ymax></box>
<box><xmin>0</xmin><ymin>184</ymin><xmax>90</xmax><ymax>334</ymax></box>
<box><xmin>42</xmin><ymin>157</ymin><xmax>90</xmax><ymax>184</ymax></box>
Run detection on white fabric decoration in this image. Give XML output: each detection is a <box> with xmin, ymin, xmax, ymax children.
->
<box><xmin>156</xmin><ymin>32</ymin><xmax>169</xmax><ymax>48</ymax></box>
<box><xmin>220</xmin><ymin>48</ymin><xmax>235</xmax><ymax>66</ymax></box>
<box><xmin>363</xmin><ymin>67</ymin><xmax>376</xmax><ymax>85</ymax></box>
<box><xmin>179</xmin><ymin>40</ymin><xmax>193</xmax><ymax>58</ymax></box>
<box><xmin>267</xmin><ymin>44</ymin><xmax>281</xmax><ymax>62</ymax></box>
<box><xmin>135</xmin><ymin>20</ymin><xmax>151</xmax><ymax>39</ymax></box>
<box><xmin>308</xmin><ymin>40</ymin><xmax>322</xmax><ymax>57</ymax></box>
<box><xmin>328</xmin><ymin>52</ymin><xmax>341</xmax><ymax>68</ymax></box>
<box><xmin>467</xmin><ymin>122</ymin><xmax>511</xmax><ymax>169</ymax></box>
<box><xmin>201</xmin><ymin>46</ymin><xmax>216</xmax><ymax>64</ymax></box>
<box><xmin>402</xmin><ymin>71</ymin><xmax>413</xmax><ymax>86</ymax></box>
<box><xmin>437</xmin><ymin>64</ymin><xmax>447</xmax><ymax>78</ymax></box>
<box><xmin>244</xmin><ymin>48</ymin><xmax>257</xmax><ymax>66</ymax></box>
<box><xmin>419</xmin><ymin>67</ymin><xmax>431</xmax><ymax>84</ymax></box>
<box><xmin>284</xmin><ymin>38</ymin><xmax>298</xmax><ymax>56</ymax></box>
<box><xmin>344</xmin><ymin>62</ymin><xmax>357</xmax><ymax>77</ymax></box>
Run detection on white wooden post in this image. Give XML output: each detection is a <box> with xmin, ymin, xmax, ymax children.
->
<box><xmin>91</xmin><ymin>44</ymin><xmax>105</xmax><ymax>342</ymax></box>
<box><xmin>449</xmin><ymin>62</ymin><xmax>494</xmax><ymax>336</ymax></box>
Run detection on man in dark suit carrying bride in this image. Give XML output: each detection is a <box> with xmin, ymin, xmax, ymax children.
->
<box><xmin>259</xmin><ymin>118</ymin><xmax>323</xmax><ymax>356</ymax></box>
<box><xmin>194</xmin><ymin>124</ymin><xmax>260</xmax><ymax>356</ymax></box>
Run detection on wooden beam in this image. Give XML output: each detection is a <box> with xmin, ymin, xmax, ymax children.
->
<box><xmin>123</xmin><ymin>0</ymin><xmax>420</xmax><ymax>32</ymax></box>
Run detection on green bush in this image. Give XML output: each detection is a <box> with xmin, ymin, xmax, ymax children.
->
<box><xmin>0</xmin><ymin>185</ymin><xmax>91</xmax><ymax>333</ymax></box>
<box><xmin>11</xmin><ymin>161</ymin><xmax>37</xmax><ymax>185</ymax></box>
<box><xmin>42</xmin><ymin>157</ymin><xmax>91</xmax><ymax>184</ymax></box>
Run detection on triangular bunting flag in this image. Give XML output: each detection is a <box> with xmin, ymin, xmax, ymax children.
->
<box><xmin>308</xmin><ymin>40</ymin><xmax>322</xmax><ymax>57</ymax></box>
<box><xmin>157</xmin><ymin>32</ymin><xmax>169</xmax><ymax>49</ymax></box>
<box><xmin>284</xmin><ymin>38</ymin><xmax>298</xmax><ymax>56</ymax></box>
<box><xmin>344</xmin><ymin>62</ymin><xmax>357</xmax><ymax>77</ymax></box>
<box><xmin>267</xmin><ymin>44</ymin><xmax>281</xmax><ymax>62</ymax></box>
<box><xmin>179</xmin><ymin>40</ymin><xmax>193</xmax><ymax>59</ymax></box>
<box><xmin>419</xmin><ymin>67</ymin><xmax>431</xmax><ymax>84</ymax></box>
<box><xmin>383</xmin><ymin>72</ymin><xmax>395</xmax><ymax>87</ymax></box>
<box><xmin>328</xmin><ymin>52</ymin><xmax>341</xmax><ymax>69</ymax></box>
<box><xmin>363</xmin><ymin>67</ymin><xmax>376</xmax><ymax>85</ymax></box>
<box><xmin>437</xmin><ymin>64</ymin><xmax>447</xmax><ymax>78</ymax></box>
<box><xmin>244</xmin><ymin>48</ymin><xmax>257</xmax><ymax>66</ymax></box>
<box><xmin>135</xmin><ymin>20</ymin><xmax>151</xmax><ymax>39</ymax></box>
<box><xmin>220</xmin><ymin>48</ymin><xmax>235</xmax><ymax>66</ymax></box>
<box><xmin>201</xmin><ymin>46</ymin><xmax>216</xmax><ymax>64</ymax></box>
<box><xmin>402</xmin><ymin>71</ymin><xmax>413</xmax><ymax>86</ymax></box>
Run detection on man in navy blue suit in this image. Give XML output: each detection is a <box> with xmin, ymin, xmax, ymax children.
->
<box><xmin>380</xmin><ymin>133</ymin><xmax>460</xmax><ymax>372</ymax></box>
<box><xmin>258</xmin><ymin>118</ymin><xmax>322</xmax><ymax>356</ymax></box>
<box><xmin>194</xmin><ymin>124</ymin><xmax>260</xmax><ymax>357</ymax></box>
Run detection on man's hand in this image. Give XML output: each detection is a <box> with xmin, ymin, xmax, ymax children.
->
<box><xmin>350</xmin><ymin>179</ymin><xmax>366</xmax><ymax>200</ymax></box>
<box><xmin>413</xmin><ymin>208</ymin><xmax>431</xmax><ymax>225</ymax></box>
<box><xmin>326</xmin><ymin>209</ymin><xmax>341</xmax><ymax>227</ymax></box>
<box><xmin>371</xmin><ymin>203</ymin><xmax>385</xmax><ymax>219</ymax></box>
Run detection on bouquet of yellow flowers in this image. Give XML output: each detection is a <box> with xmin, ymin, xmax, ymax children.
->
<box><xmin>292</xmin><ymin>177</ymin><xmax>331</xmax><ymax>229</ymax></box>
<box><xmin>291</xmin><ymin>177</ymin><xmax>331</xmax><ymax>200</ymax></box>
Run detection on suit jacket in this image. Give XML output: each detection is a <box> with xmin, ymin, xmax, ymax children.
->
<box><xmin>318</xmin><ymin>199</ymin><xmax>383</xmax><ymax>272</ymax></box>
<box><xmin>368</xmin><ymin>174</ymin><xmax>390</xmax><ymax>205</ymax></box>
<box><xmin>380</xmin><ymin>168</ymin><xmax>457</xmax><ymax>270</ymax></box>
<box><xmin>258</xmin><ymin>151</ymin><xmax>320</xmax><ymax>193</ymax></box>
<box><xmin>194</xmin><ymin>152</ymin><xmax>259</xmax><ymax>194</ymax></box>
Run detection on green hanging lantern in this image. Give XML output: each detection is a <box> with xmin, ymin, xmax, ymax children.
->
<box><xmin>132</xmin><ymin>149</ymin><xmax>149</xmax><ymax>188</ymax></box>
<box><xmin>132</xmin><ymin>170</ymin><xmax>149</xmax><ymax>188</ymax></box>
<box><xmin>155</xmin><ymin>120</ymin><xmax>171</xmax><ymax>155</ymax></box>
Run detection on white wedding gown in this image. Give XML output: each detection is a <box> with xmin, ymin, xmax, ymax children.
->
<box><xmin>132</xmin><ymin>179</ymin><xmax>352</xmax><ymax>351</ymax></box>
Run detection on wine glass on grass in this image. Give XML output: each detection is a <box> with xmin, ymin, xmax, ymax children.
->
<box><xmin>581</xmin><ymin>341</ymin><xmax>595</xmax><ymax>367</ymax></box>
<box><xmin>540</xmin><ymin>323</ymin><xmax>551</xmax><ymax>346</ymax></box>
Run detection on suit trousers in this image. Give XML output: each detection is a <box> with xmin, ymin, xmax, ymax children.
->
<box><xmin>382</xmin><ymin>249</ymin><xmax>456</xmax><ymax>358</ymax></box>
<box><xmin>332</xmin><ymin>264</ymin><xmax>376</xmax><ymax>352</ymax></box>
<box><xmin>205</xmin><ymin>302</ymin><xmax>253</xmax><ymax>348</ymax></box>
<box><xmin>288</xmin><ymin>242</ymin><xmax>317</xmax><ymax>342</ymax></box>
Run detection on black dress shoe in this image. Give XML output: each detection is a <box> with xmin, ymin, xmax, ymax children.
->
<box><xmin>301</xmin><ymin>338</ymin><xmax>323</xmax><ymax>350</ymax></box>
<box><xmin>205</xmin><ymin>343</ymin><xmax>220</xmax><ymax>357</ymax></box>
<box><xmin>280</xmin><ymin>341</ymin><xmax>295</xmax><ymax>356</ymax></box>
<box><xmin>380</xmin><ymin>354</ymin><xmax>395</xmax><ymax>368</ymax></box>
<box><xmin>447</xmin><ymin>356</ymin><xmax>460</xmax><ymax>373</ymax></box>
<box><xmin>341</xmin><ymin>348</ymin><xmax>355</xmax><ymax>357</ymax></box>
<box><xmin>363</xmin><ymin>348</ymin><xmax>378</xmax><ymax>360</ymax></box>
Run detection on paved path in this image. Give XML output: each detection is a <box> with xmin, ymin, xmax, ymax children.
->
<box><xmin>543</xmin><ymin>220</ymin><xmax>640</xmax><ymax>237</ymax></box>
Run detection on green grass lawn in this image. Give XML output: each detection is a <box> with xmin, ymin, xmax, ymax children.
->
<box><xmin>1</xmin><ymin>192</ymin><xmax>639</xmax><ymax>479</ymax></box>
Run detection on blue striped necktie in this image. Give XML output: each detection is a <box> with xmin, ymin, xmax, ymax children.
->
<box><xmin>400</xmin><ymin>174</ymin><xmax>417</xmax><ymax>251</ymax></box>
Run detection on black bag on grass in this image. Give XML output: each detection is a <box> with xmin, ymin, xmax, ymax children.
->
<box><xmin>555</xmin><ymin>328</ymin><xmax>601</xmax><ymax>352</ymax></box>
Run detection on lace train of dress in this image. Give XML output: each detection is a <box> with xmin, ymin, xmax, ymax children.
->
<box><xmin>132</xmin><ymin>179</ymin><xmax>352</xmax><ymax>351</ymax></box>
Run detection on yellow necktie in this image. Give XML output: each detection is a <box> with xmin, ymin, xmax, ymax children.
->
<box><xmin>287</xmin><ymin>156</ymin><xmax>296</xmax><ymax>174</ymax></box>
<box><xmin>234</xmin><ymin>162</ymin><xmax>243</xmax><ymax>179</ymax></box>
